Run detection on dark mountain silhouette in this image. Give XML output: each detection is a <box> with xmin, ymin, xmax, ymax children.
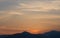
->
<box><xmin>0</xmin><ymin>30</ymin><xmax>60</xmax><ymax>38</ymax></box>
<box><xmin>43</xmin><ymin>30</ymin><xmax>60</xmax><ymax>38</ymax></box>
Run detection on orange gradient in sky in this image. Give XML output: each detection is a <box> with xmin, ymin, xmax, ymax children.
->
<box><xmin>26</xmin><ymin>29</ymin><xmax>40</xmax><ymax>34</ymax></box>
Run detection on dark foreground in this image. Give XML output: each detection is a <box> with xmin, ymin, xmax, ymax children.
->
<box><xmin>0</xmin><ymin>30</ymin><xmax>60</xmax><ymax>38</ymax></box>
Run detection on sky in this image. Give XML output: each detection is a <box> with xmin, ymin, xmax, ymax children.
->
<box><xmin>0</xmin><ymin>0</ymin><xmax>60</xmax><ymax>34</ymax></box>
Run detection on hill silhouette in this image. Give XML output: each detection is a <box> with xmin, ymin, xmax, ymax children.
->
<box><xmin>0</xmin><ymin>30</ymin><xmax>60</xmax><ymax>38</ymax></box>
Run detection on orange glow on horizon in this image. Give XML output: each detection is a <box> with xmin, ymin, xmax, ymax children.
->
<box><xmin>27</xmin><ymin>29</ymin><xmax>40</xmax><ymax>34</ymax></box>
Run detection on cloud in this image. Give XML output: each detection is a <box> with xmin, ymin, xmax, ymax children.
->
<box><xmin>0</xmin><ymin>0</ymin><xmax>18</xmax><ymax>11</ymax></box>
<box><xmin>18</xmin><ymin>1</ymin><xmax>60</xmax><ymax>12</ymax></box>
<box><xmin>0</xmin><ymin>0</ymin><xmax>60</xmax><ymax>11</ymax></box>
<box><xmin>8</xmin><ymin>11</ymin><xmax>24</xmax><ymax>15</ymax></box>
<box><xmin>27</xmin><ymin>15</ymin><xmax>60</xmax><ymax>19</ymax></box>
<box><xmin>0</xmin><ymin>0</ymin><xmax>7</xmax><ymax>2</ymax></box>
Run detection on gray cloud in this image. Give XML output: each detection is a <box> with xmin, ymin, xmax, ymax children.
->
<box><xmin>0</xmin><ymin>0</ymin><xmax>18</xmax><ymax>11</ymax></box>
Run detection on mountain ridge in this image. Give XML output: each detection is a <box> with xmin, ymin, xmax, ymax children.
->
<box><xmin>0</xmin><ymin>30</ymin><xmax>60</xmax><ymax>38</ymax></box>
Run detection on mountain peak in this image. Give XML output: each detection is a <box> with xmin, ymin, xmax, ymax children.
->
<box><xmin>22</xmin><ymin>31</ymin><xmax>30</xmax><ymax>34</ymax></box>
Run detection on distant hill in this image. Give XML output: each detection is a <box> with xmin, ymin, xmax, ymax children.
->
<box><xmin>0</xmin><ymin>30</ymin><xmax>60</xmax><ymax>38</ymax></box>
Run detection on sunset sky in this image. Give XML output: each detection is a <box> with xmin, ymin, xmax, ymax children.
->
<box><xmin>0</xmin><ymin>0</ymin><xmax>60</xmax><ymax>34</ymax></box>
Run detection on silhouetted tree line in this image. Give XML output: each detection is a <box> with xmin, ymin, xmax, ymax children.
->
<box><xmin>0</xmin><ymin>30</ymin><xmax>60</xmax><ymax>38</ymax></box>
